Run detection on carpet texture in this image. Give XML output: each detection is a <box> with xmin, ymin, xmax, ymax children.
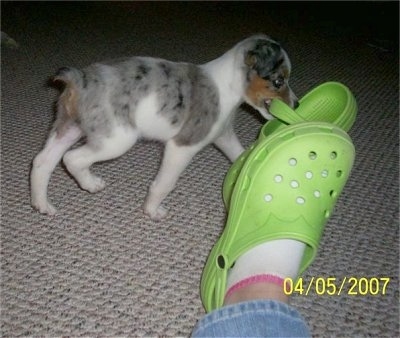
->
<box><xmin>1</xmin><ymin>2</ymin><xmax>399</xmax><ymax>337</ymax></box>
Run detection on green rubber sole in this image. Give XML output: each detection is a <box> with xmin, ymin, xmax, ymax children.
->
<box><xmin>201</xmin><ymin>122</ymin><xmax>355</xmax><ymax>312</ymax></box>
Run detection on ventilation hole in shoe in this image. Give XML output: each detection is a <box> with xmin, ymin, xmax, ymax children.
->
<box><xmin>264</xmin><ymin>194</ymin><xmax>273</xmax><ymax>202</ymax></box>
<box><xmin>330</xmin><ymin>151</ymin><xmax>337</xmax><ymax>159</ymax></box>
<box><xmin>305</xmin><ymin>171</ymin><xmax>313</xmax><ymax>179</ymax></box>
<box><xmin>296</xmin><ymin>197</ymin><xmax>305</xmax><ymax>205</ymax></box>
<box><xmin>217</xmin><ymin>255</ymin><xmax>226</xmax><ymax>269</ymax></box>
<box><xmin>321</xmin><ymin>170</ymin><xmax>329</xmax><ymax>178</ymax></box>
<box><xmin>324</xmin><ymin>210</ymin><xmax>331</xmax><ymax>218</ymax></box>
<box><xmin>336</xmin><ymin>170</ymin><xmax>343</xmax><ymax>178</ymax></box>
<box><xmin>314</xmin><ymin>190</ymin><xmax>321</xmax><ymax>198</ymax></box>
<box><xmin>288</xmin><ymin>158</ymin><xmax>297</xmax><ymax>166</ymax></box>
<box><xmin>330</xmin><ymin>190</ymin><xmax>337</xmax><ymax>198</ymax></box>
<box><xmin>309</xmin><ymin>151</ymin><xmax>317</xmax><ymax>160</ymax></box>
<box><xmin>274</xmin><ymin>175</ymin><xmax>283</xmax><ymax>183</ymax></box>
<box><xmin>290</xmin><ymin>180</ymin><xmax>299</xmax><ymax>188</ymax></box>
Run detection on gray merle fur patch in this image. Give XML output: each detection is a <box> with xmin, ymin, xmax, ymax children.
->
<box><xmin>56</xmin><ymin>57</ymin><xmax>220</xmax><ymax>145</ymax></box>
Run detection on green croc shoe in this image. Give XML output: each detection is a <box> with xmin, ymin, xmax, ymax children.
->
<box><xmin>223</xmin><ymin>81</ymin><xmax>357</xmax><ymax>208</ymax></box>
<box><xmin>201</xmin><ymin>122</ymin><xmax>355</xmax><ymax>312</ymax></box>
<box><xmin>269</xmin><ymin>81</ymin><xmax>357</xmax><ymax>131</ymax></box>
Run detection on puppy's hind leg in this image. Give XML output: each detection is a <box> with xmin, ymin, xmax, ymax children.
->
<box><xmin>31</xmin><ymin>123</ymin><xmax>82</xmax><ymax>215</ymax></box>
<box><xmin>63</xmin><ymin>126</ymin><xmax>138</xmax><ymax>193</ymax></box>
<box><xmin>144</xmin><ymin>140</ymin><xmax>201</xmax><ymax>221</ymax></box>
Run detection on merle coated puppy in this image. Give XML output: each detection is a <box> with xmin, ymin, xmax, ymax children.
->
<box><xmin>31</xmin><ymin>34</ymin><xmax>298</xmax><ymax>220</ymax></box>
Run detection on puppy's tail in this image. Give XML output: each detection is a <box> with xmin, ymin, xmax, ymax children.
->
<box><xmin>53</xmin><ymin>67</ymin><xmax>83</xmax><ymax>120</ymax></box>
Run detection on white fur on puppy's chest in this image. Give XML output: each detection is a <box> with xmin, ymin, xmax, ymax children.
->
<box><xmin>134</xmin><ymin>93</ymin><xmax>181</xmax><ymax>141</ymax></box>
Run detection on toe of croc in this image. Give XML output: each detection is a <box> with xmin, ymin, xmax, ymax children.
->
<box><xmin>223</xmin><ymin>82</ymin><xmax>357</xmax><ymax>210</ymax></box>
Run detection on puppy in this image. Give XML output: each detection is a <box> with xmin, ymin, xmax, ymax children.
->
<box><xmin>30</xmin><ymin>34</ymin><xmax>298</xmax><ymax>220</ymax></box>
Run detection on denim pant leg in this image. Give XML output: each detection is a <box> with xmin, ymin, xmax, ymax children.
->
<box><xmin>192</xmin><ymin>300</ymin><xmax>311</xmax><ymax>337</ymax></box>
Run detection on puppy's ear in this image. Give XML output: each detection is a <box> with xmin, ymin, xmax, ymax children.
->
<box><xmin>245</xmin><ymin>53</ymin><xmax>257</xmax><ymax>68</ymax></box>
<box><xmin>245</xmin><ymin>40</ymin><xmax>282</xmax><ymax>77</ymax></box>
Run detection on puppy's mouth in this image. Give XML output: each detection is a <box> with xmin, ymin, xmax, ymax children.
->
<box><xmin>256</xmin><ymin>99</ymin><xmax>273</xmax><ymax>120</ymax></box>
<box><xmin>264</xmin><ymin>99</ymin><xmax>272</xmax><ymax>109</ymax></box>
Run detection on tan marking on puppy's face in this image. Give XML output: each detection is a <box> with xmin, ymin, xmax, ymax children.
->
<box><xmin>245</xmin><ymin>74</ymin><xmax>292</xmax><ymax>108</ymax></box>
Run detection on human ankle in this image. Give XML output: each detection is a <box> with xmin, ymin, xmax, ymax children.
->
<box><xmin>224</xmin><ymin>281</ymin><xmax>288</xmax><ymax>305</ymax></box>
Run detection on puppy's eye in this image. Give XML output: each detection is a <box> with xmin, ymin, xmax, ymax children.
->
<box><xmin>272</xmin><ymin>77</ymin><xmax>285</xmax><ymax>89</ymax></box>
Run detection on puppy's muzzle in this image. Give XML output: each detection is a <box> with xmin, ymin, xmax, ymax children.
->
<box><xmin>264</xmin><ymin>97</ymin><xmax>299</xmax><ymax>110</ymax></box>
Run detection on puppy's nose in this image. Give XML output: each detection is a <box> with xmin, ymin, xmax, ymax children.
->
<box><xmin>293</xmin><ymin>100</ymin><xmax>300</xmax><ymax>109</ymax></box>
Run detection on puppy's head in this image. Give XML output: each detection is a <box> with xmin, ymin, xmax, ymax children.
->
<box><xmin>243</xmin><ymin>36</ymin><xmax>298</xmax><ymax>119</ymax></box>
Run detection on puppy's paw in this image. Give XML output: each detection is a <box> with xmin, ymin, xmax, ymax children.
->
<box><xmin>144</xmin><ymin>204</ymin><xmax>169</xmax><ymax>221</ymax></box>
<box><xmin>81</xmin><ymin>175</ymin><xmax>106</xmax><ymax>193</ymax></box>
<box><xmin>32</xmin><ymin>200</ymin><xmax>57</xmax><ymax>216</ymax></box>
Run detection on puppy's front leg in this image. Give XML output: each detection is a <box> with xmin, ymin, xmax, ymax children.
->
<box><xmin>144</xmin><ymin>140</ymin><xmax>200</xmax><ymax>221</ymax></box>
<box><xmin>213</xmin><ymin>126</ymin><xmax>245</xmax><ymax>162</ymax></box>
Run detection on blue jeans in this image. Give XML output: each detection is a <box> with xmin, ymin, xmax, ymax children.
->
<box><xmin>192</xmin><ymin>300</ymin><xmax>311</xmax><ymax>337</ymax></box>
